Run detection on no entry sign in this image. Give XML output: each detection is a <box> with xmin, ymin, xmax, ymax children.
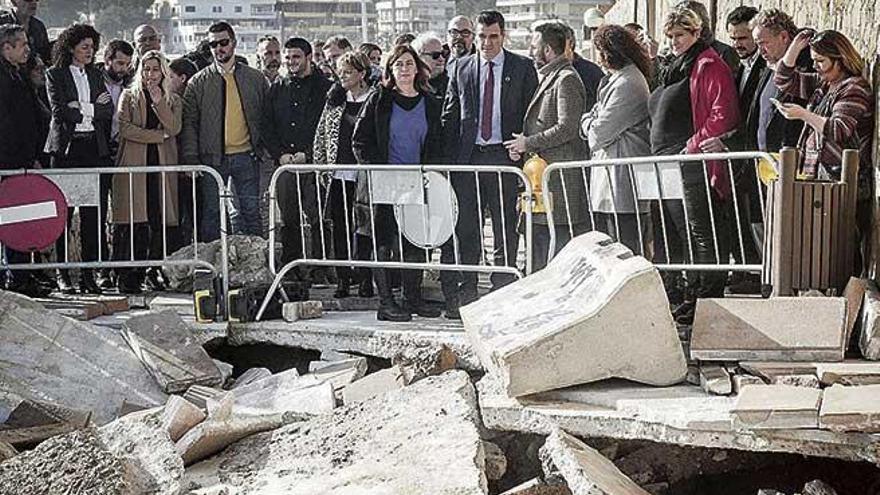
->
<box><xmin>0</xmin><ymin>174</ymin><xmax>68</xmax><ymax>252</ymax></box>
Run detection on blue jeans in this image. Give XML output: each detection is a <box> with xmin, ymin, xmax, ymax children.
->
<box><xmin>199</xmin><ymin>152</ymin><xmax>262</xmax><ymax>242</ymax></box>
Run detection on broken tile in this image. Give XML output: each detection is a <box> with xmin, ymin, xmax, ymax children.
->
<box><xmin>183</xmin><ymin>386</ymin><xmax>226</xmax><ymax>412</ymax></box>
<box><xmin>342</xmin><ymin>365</ymin><xmax>408</xmax><ymax>404</ymax></box>
<box><xmin>771</xmin><ymin>374</ymin><xmax>820</xmax><ymax>388</ymax></box>
<box><xmin>731</xmin><ymin>374</ymin><xmax>765</xmax><ymax>394</ymax></box>
<box><xmin>462</xmin><ymin>232</ymin><xmax>686</xmax><ymax>397</ymax></box>
<box><xmin>540</xmin><ymin>427</ymin><xmax>650</xmax><ymax>495</ymax></box>
<box><xmin>815</xmin><ymin>361</ymin><xmax>880</xmax><ymax>386</ymax></box>
<box><xmin>819</xmin><ymin>384</ymin><xmax>880</xmax><ymax>433</ymax></box>
<box><xmin>699</xmin><ymin>365</ymin><xmax>732</xmax><ymax>396</ymax></box>
<box><xmin>231</xmin><ymin>368</ymin><xmax>337</xmax><ymax>416</ymax></box>
<box><xmin>691</xmin><ymin>298</ymin><xmax>847</xmax><ymax>362</ymax></box>
<box><xmin>121</xmin><ymin>310</ymin><xmax>223</xmax><ymax>393</ymax></box>
<box><xmin>161</xmin><ymin>396</ymin><xmax>206</xmax><ymax>442</ymax></box>
<box><xmin>175</xmin><ymin>411</ymin><xmax>296</xmax><ymax>466</ymax></box>
<box><xmin>308</xmin><ymin>357</ymin><xmax>368</xmax><ymax>379</ymax></box>
<box><xmin>282</xmin><ymin>301</ymin><xmax>323</xmax><ymax>322</ymax></box>
<box><xmin>230</xmin><ymin>367</ymin><xmax>274</xmax><ymax>390</ymax></box>
<box><xmin>732</xmin><ymin>385</ymin><xmax>821</xmax><ymax>429</ymax></box>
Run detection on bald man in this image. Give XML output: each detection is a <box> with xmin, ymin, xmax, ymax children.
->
<box><xmin>133</xmin><ymin>24</ymin><xmax>161</xmax><ymax>56</ymax></box>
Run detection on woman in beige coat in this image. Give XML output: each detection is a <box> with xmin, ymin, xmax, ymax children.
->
<box><xmin>112</xmin><ymin>50</ymin><xmax>181</xmax><ymax>293</ymax></box>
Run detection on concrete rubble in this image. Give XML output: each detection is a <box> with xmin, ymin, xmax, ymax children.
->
<box><xmin>462</xmin><ymin>232</ymin><xmax>686</xmax><ymax>397</ymax></box>
<box><xmin>165</xmin><ymin>234</ymin><xmax>273</xmax><ymax>292</ymax></box>
<box><xmin>540</xmin><ymin>427</ymin><xmax>650</xmax><ymax>495</ymax></box>
<box><xmin>230</xmin><ymin>367</ymin><xmax>273</xmax><ymax>389</ymax></box>
<box><xmin>771</xmin><ymin>374</ymin><xmax>821</xmax><ymax>388</ymax></box>
<box><xmin>282</xmin><ymin>300</ymin><xmax>324</xmax><ymax>321</ymax></box>
<box><xmin>732</xmin><ymin>385</ymin><xmax>822</xmax><ymax>429</ymax></box>
<box><xmin>0</xmin><ymin>290</ymin><xmax>167</xmax><ymax>425</ymax></box>
<box><xmin>121</xmin><ymin>310</ymin><xmax>224</xmax><ymax>393</ymax></box>
<box><xmin>819</xmin><ymin>384</ymin><xmax>880</xmax><ymax>433</ymax></box>
<box><xmin>860</xmin><ymin>280</ymin><xmax>880</xmax><ymax>360</ymax></box>
<box><xmin>342</xmin><ymin>363</ymin><xmax>407</xmax><ymax>404</ymax></box>
<box><xmin>700</xmin><ymin>364</ymin><xmax>733</xmax><ymax>395</ymax></box>
<box><xmin>691</xmin><ymin>297</ymin><xmax>848</xmax><ymax>361</ymax></box>
<box><xmin>501</xmin><ymin>479</ymin><xmax>572</xmax><ymax>495</ymax></box>
<box><xmin>182</xmin><ymin>370</ymin><xmax>488</xmax><ymax>494</ymax></box>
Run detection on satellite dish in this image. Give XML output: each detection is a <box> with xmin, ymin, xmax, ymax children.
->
<box><xmin>394</xmin><ymin>171</ymin><xmax>458</xmax><ymax>248</ymax></box>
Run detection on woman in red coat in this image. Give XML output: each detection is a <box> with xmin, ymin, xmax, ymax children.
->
<box><xmin>648</xmin><ymin>7</ymin><xmax>740</xmax><ymax>323</ymax></box>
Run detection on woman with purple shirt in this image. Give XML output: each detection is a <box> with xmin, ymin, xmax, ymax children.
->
<box><xmin>352</xmin><ymin>44</ymin><xmax>444</xmax><ymax>322</ymax></box>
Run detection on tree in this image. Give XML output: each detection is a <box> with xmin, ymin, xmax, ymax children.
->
<box><xmin>32</xmin><ymin>0</ymin><xmax>152</xmax><ymax>39</ymax></box>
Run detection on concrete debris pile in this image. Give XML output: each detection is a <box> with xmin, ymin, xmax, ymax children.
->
<box><xmin>164</xmin><ymin>234</ymin><xmax>273</xmax><ymax>292</ymax></box>
<box><xmin>758</xmin><ymin>479</ymin><xmax>840</xmax><ymax>495</ymax></box>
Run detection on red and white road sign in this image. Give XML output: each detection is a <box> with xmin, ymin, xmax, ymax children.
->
<box><xmin>0</xmin><ymin>174</ymin><xmax>68</xmax><ymax>252</ymax></box>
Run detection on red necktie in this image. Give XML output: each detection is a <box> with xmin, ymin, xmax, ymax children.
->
<box><xmin>480</xmin><ymin>61</ymin><xmax>494</xmax><ymax>142</ymax></box>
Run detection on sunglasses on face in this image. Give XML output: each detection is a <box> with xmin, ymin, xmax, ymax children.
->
<box><xmin>422</xmin><ymin>51</ymin><xmax>444</xmax><ymax>60</ymax></box>
<box><xmin>208</xmin><ymin>38</ymin><xmax>232</xmax><ymax>49</ymax></box>
<box><xmin>448</xmin><ymin>29</ymin><xmax>473</xmax><ymax>38</ymax></box>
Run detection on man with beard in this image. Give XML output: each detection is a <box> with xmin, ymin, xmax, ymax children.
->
<box><xmin>99</xmin><ymin>39</ymin><xmax>134</xmax><ymax>288</ymax></box>
<box><xmin>446</xmin><ymin>15</ymin><xmax>475</xmax><ymax>64</ymax></box>
<box><xmin>262</xmin><ymin>37</ymin><xmax>332</xmax><ymax>280</ymax></box>
<box><xmin>181</xmin><ymin>22</ymin><xmax>269</xmax><ymax>241</ymax></box>
<box><xmin>412</xmin><ymin>32</ymin><xmax>448</xmax><ymax>96</ymax></box>
<box><xmin>0</xmin><ymin>0</ymin><xmax>50</xmax><ymax>65</ymax></box>
<box><xmin>505</xmin><ymin>20</ymin><xmax>587</xmax><ymax>268</ymax></box>
<box><xmin>256</xmin><ymin>35</ymin><xmax>282</xmax><ymax>85</ymax></box>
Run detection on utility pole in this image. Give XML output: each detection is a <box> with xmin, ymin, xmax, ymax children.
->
<box><xmin>360</xmin><ymin>0</ymin><xmax>368</xmax><ymax>43</ymax></box>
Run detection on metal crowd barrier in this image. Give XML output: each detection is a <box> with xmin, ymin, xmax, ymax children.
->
<box><xmin>0</xmin><ymin>165</ymin><xmax>230</xmax><ymax>314</ymax></box>
<box><xmin>256</xmin><ymin>163</ymin><xmax>533</xmax><ymax>320</ymax></box>
<box><xmin>542</xmin><ymin>151</ymin><xmax>778</xmax><ymax>274</ymax></box>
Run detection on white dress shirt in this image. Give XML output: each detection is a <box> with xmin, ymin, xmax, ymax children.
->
<box><xmin>69</xmin><ymin>65</ymin><xmax>95</xmax><ymax>132</ymax></box>
<box><xmin>476</xmin><ymin>50</ymin><xmax>504</xmax><ymax>145</ymax></box>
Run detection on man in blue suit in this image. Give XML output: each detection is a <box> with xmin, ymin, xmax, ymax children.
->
<box><xmin>440</xmin><ymin>10</ymin><xmax>539</xmax><ymax>319</ymax></box>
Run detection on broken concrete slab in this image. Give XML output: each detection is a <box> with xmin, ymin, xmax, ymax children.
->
<box><xmin>308</xmin><ymin>356</ymin><xmax>368</xmax><ymax>379</ymax></box>
<box><xmin>819</xmin><ymin>384</ymin><xmax>880</xmax><ymax>433</ymax></box>
<box><xmin>231</xmin><ymin>368</ymin><xmax>337</xmax><ymax>417</ymax></box>
<box><xmin>97</xmin><ymin>408</ymin><xmax>185</xmax><ymax>494</ymax></box>
<box><xmin>282</xmin><ymin>300</ymin><xmax>323</xmax><ymax>322</ymax></box>
<box><xmin>462</xmin><ymin>232</ymin><xmax>685</xmax><ymax>397</ymax></box>
<box><xmin>483</xmin><ymin>440</ymin><xmax>508</xmax><ymax>481</ymax></box>
<box><xmin>771</xmin><ymin>374</ymin><xmax>820</xmax><ymax>388</ymax></box>
<box><xmin>0</xmin><ymin>290</ymin><xmax>167</xmax><ymax>425</ymax></box>
<box><xmin>739</xmin><ymin>361</ymin><xmax>818</xmax><ymax>381</ymax></box>
<box><xmin>691</xmin><ymin>297</ymin><xmax>847</xmax><ymax>362</ymax></box>
<box><xmin>342</xmin><ymin>365</ymin><xmax>407</xmax><ymax>404</ymax></box>
<box><xmin>176</xmin><ymin>411</ymin><xmax>297</xmax><ymax>466</ymax></box>
<box><xmin>860</xmin><ymin>281</ymin><xmax>880</xmax><ymax>360</ymax></box>
<box><xmin>161</xmin><ymin>396</ymin><xmax>206</xmax><ymax>442</ymax></box>
<box><xmin>212</xmin><ymin>359</ymin><xmax>233</xmax><ymax>386</ymax></box>
<box><xmin>844</xmin><ymin>278</ymin><xmax>868</xmax><ymax>344</ymax></box>
<box><xmin>540</xmin><ymin>427</ymin><xmax>650</xmax><ymax>495</ymax></box>
<box><xmin>700</xmin><ymin>365</ymin><xmax>732</xmax><ymax>396</ymax></box>
<box><xmin>732</xmin><ymin>385</ymin><xmax>821</xmax><ymax>429</ymax></box>
<box><xmin>230</xmin><ymin>367</ymin><xmax>273</xmax><ymax>390</ymax></box>
<box><xmin>0</xmin><ymin>441</ymin><xmax>15</xmax><ymax>463</ymax></box>
<box><xmin>165</xmin><ymin>235</ymin><xmax>272</xmax><ymax>292</ymax></box>
<box><xmin>183</xmin><ymin>386</ymin><xmax>226</xmax><ymax>412</ymax></box>
<box><xmin>182</xmin><ymin>370</ymin><xmax>487</xmax><ymax>494</ymax></box>
<box><xmin>121</xmin><ymin>310</ymin><xmax>223</xmax><ymax>393</ymax></box>
<box><xmin>392</xmin><ymin>343</ymin><xmax>458</xmax><ymax>384</ymax></box>
<box><xmin>802</xmin><ymin>479</ymin><xmax>838</xmax><ymax>495</ymax></box>
<box><xmin>228</xmin><ymin>310</ymin><xmax>480</xmax><ymax>370</ymax></box>
<box><xmin>816</xmin><ymin>361</ymin><xmax>880</xmax><ymax>386</ymax></box>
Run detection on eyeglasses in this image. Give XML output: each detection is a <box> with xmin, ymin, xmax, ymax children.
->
<box><xmin>421</xmin><ymin>51</ymin><xmax>444</xmax><ymax>60</ymax></box>
<box><xmin>448</xmin><ymin>28</ymin><xmax>473</xmax><ymax>38</ymax></box>
<box><xmin>208</xmin><ymin>38</ymin><xmax>232</xmax><ymax>49</ymax></box>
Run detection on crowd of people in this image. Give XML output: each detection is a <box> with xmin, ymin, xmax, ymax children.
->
<box><xmin>0</xmin><ymin>0</ymin><xmax>875</xmax><ymax>324</ymax></box>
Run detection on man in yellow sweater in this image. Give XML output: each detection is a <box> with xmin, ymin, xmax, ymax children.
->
<box><xmin>181</xmin><ymin>21</ymin><xmax>269</xmax><ymax>242</ymax></box>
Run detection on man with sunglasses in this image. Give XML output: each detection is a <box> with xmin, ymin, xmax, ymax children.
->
<box><xmin>446</xmin><ymin>15</ymin><xmax>476</xmax><ymax>62</ymax></box>
<box><xmin>0</xmin><ymin>0</ymin><xmax>50</xmax><ymax>65</ymax></box>
<box><xmin>181</xmin><ymin>21</ymin><xmax>269</xmax><ymax>242</ymax></box>
<box><xmin>412</xmin><ymin>32</ymin><xmax>448</xmax><ymax>96</ymax></box>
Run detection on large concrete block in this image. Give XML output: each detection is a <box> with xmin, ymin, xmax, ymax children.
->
<box><xmin>121</xmin><ymin>310</ymin><xmax>223</xmax><ymax>393</ymax></box>
<box><xmin>342</xmin><ymin>365</ymin><xmax>407</xmax><ymax>404</ymax></box>
<box><xmin>540</xmin><ymin>428</ymin><xmax>650</xmax><ymax>495</ymax></box>
<box><xmin>815</xmin><ymin>361</ymin><xmax>880</xmax><ymax>386</ymax></box>
<box><xmin>691</xmin><ymin>298</ymin><xmax>847</xmax><ymax>362</ymax></box>
<box><xmin>0</xmin><ymin>290</ymin><xmax>167</xmax><ymax>425</ymax></box>
<box><xmin>819</xmin><ymin>384</ymin><xmax>880</xmax><ymax>433</ymax></box>
<box><xmin>859</xmin><ymin>281</ymin><xmax>880</xmax><ymax>360</ymax></box>
<box><xmin>732</xmin><ymin>385</ymin><xmax>821</xmax><ymax>429</ymax></box>
<box><xmin>461</xmin><ymin>232</ymin><xmax>685</xmax><ymax>397</ymax></box>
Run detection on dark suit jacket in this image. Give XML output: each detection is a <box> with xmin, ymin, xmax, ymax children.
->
<box><xmin>262</xmin><ymin>72</ymin><xmax>332</xmax><ymax>162</ymax></box>
<box><xmin>45</xmin><ymin>64</ymin><xmax>114</xmax><ymax>161</ymax></box>
<box><xmin>442</xmin><ymin>49</ymin><xmax>538</xmax><ymax>164</ymax></box>
<box><xmin>572</xmin><ymin>54</ymin><xmax>603</xmax><ymax>113</ymax></box>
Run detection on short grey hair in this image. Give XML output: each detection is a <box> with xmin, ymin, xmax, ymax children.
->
<box><xmin>0</xmin><ymin>23</ymin><xmax>25</xmax><ymax>49</ymax></box>
<box><xmin>411</xmin><ymin>32</ymin><xmax>443</xmax><ymax>55</ymax></box>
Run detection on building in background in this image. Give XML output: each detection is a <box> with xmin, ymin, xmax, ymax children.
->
<box><xmin>495</xmin><ymin>0</ymin><xmax>611</xmax><ymax>49</ymax></box>
<box><xmin>375</xmin><ymin>0</ymin><xmax>454</xmax><ymax>45</ymax></box>
<box><xmin>151</xmin><ymin>0</ymin><xmax>280</xmax><ymax>54</ymax></box>
<box><xmin>276</xmin><ymin>0</ymin><xmax>377</xmax><ymax>44</ymax></box>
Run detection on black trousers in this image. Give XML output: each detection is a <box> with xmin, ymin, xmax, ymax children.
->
<box><xmin>440</xmin><ymin>145</ymin><xmax>519</xmax><ymax>304</ymax></box>
<box><xmin>277</xmin><ymin>171</ymin><xmax>322</xmax><ymax>266</ymax></box>
<box><xmin>53</xmin><ymin>135</ymin><xmax>109</xmax><ymax>265</ymax></box>
<box><xmin>113</xmin><ymin>174</ymin><xmax>172</xmax><ymax>282</ymax></box>
<box><xmin>328</xmin><ymin>178</ymin><xmax>370</xmax><ymax>285</ymax></box>
<box><xmin>373</xmin><ymin>205</ymin><xmax>425</xmax><ymax>307</ymax></box>
<box><xmin>652</xmin><ymin>162</ymin><xmax>730</xmax><ymax>301</ymax></box>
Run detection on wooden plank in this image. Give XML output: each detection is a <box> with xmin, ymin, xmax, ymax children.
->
<box><xmin>830</xmin><ymin>185</ymin><xmax>841</xmax><ymax>291</ymax></box>
<box><xmin>836</xmin><ymin>185</ymin><xmax>848</xmax><ymax>291</ymax></box>
<box><xmin>792</xmin><ymin>183</ymin><xmax>803</xmax><ymax>289</ymax></box>
<box><xmin>820</xmin><ymin>185</ymin><xmax>833</xmax><ymax>290</ymax></box>
<box><xmin>801</xmin><ymin>184</ymin><xmax>813</xmax><ymax>290</ymax></box>
<box><xmin>811</xmin><ymin>184</ymin><xmax>823</xmax><ymax>289</ymax></box>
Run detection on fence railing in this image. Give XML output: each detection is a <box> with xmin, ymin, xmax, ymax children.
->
<box><xmin>256</xmin><ymin>163</ymin><xmax>533</xmax><ymax>320</ymax></box>
<box><xmin>0</xmin><ymin>165</ymin><xmax>230</xmax><ymax>314</ymax></box>
<box><xmin>542</xmin><ymin>151</ymin><xmax>778</xmax><ymax>274</ymax></box>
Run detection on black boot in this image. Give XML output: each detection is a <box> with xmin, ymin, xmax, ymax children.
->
<box><xmin>79</xmin><ymin>269</ymin><xmax>103</xmax><ymax>294</ymax></box>
<box><xmin>374</xmin><ymin>267</ymin><xmax>411</xmax><ymax>322</ymax></box>
<box><xmin>56</xmin><ymin>269</ymin><xmax>76</xmax><ymax>294</ymax></box>
<box><xmin>402</xmin><ymin>267</ymin><xmax>440</xmax><ymax>318</ymax></box>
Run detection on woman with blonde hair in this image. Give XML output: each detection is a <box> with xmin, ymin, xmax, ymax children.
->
<box><xmin>112</xmin><ymin>49</ymin><xmax>182</xmax><ymax>293</ymax></box>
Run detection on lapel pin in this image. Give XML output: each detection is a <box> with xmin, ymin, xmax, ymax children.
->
<box><xmin>504</xmin><ymin>76</ymin><xmax>511</xmax><ymax>83</ymax></box>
